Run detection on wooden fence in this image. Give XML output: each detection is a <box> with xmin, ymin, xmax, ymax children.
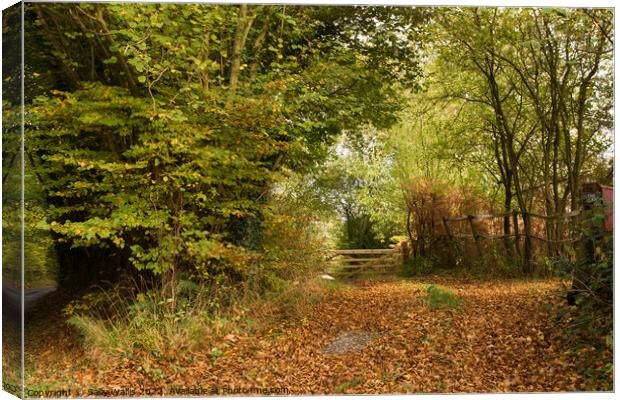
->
<box><xmin>440</xmin><ymin>209</ymin><xmax>581</xmax><ymax>267</ymax></box>
<box><xmin>326</xmin><ymin>210</ymin><xmax>581</xmax><ymax>275</ymax></box>
<box><xmin>443</xmin><ymin>210</ymin><xmax>580</xmax><ymax>241</ymax></box>
<box><xmin>327</xmin><ymin>248</ymin><xmax>401</xmax><ymax>275</ymax></box>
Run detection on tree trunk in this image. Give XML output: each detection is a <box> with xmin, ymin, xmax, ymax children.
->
<box><xmin>229</xmin><ymin>5</ymin><xmax>257</xmax><ymax>94</ymax></box>
<box><xmin>502</xmin><ymin>185</ymin><xmax>513</xmax><ymax>256</ymax></box>
<box><xmin>521</xmin><ymin>212</ymin><xmax>534</xmax><ymax>274</ymax></box>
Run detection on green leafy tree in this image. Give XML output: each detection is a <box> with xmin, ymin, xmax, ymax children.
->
<box><xmin>429</xmin><ymin>7</ymin><xmax>613</xmax><ymax>272</ymax></box>
<box><xmin>25</xmin><ymin>4</ymin><xmax>428</xmax><ymax>291</ymax></box>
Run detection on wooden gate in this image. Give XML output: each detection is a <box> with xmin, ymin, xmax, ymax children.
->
<box><xmin>327</xmin><ymin>248</ymin><xmax>401</xmax><ymax>275</ymax></box>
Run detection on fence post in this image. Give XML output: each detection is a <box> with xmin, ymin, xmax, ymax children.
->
<box><xmin>443</xmin><ymin>217</ymin><xmax>460</xmax><ymax>265</ymax></box>
<box><xmin>401</xmin><ymin>240</ymin><xmax>410</xmax><ymax>265</ymax></box>
<box><xmin>467</xmin><ymin>215</ymin><xmax>483</xmax><ymax>258</ymax></box>
<box><xmin>512</xmin><ymin>210</ymin><xmax>521</xmax><ymax>263</ymax></box>
<box><xmin>442</xmin><ymin>217</ymin><xmax>452</xmax><ymax>240</ymax></box>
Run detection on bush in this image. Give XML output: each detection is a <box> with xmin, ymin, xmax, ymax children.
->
<box><xmin>256</xmin><ymin>191</ymin><xmax>329</xmax><ymax>292</ymax></box>
<box><xmin>554</xmin><ymin>206</ymin><xmax>613</xmax><ymax>390</ymax></box>
<box><xmin>402</xmin><ymin>255</ymin><xmax>435</xmax><ymax>276</ymax></box>
<box><xmin>425</xmin><ymin>284</ymin><xmax>461</xmax><ymax>310</ymax></box>
<box><xmin>64</xmin><ymin>171</ymin><xmax>337</xmax><ymax>367</ymax></box>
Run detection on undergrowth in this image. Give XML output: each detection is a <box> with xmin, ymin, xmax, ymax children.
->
<box><xmin>401</xmin><ymin>252</ymin><xmax>531</xmax><ymax>279</ymax></box>
<box><xmin>402</xmin><ymin>256</ymin><xmax>435</xmax><ymax>277</ymax></box>
<box><xmin>66</xmin><ymin>278</ymin><xmax>240</xmax><ymax>363</ymax></box>
<box><xmin>553</xmin><ymin>207</ymin><xmax>613</xmax><ymax>390</ymax></box>
<box><xmin>65</xmin><ymin>271</ymin><xmax>348</xmax><ymax>369</ymax></box>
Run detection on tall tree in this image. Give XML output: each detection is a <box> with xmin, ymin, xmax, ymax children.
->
<box><xmin>432</xmin><ymin>7</ymin><xmax>612</xmax><ymax>271</ymax></box>
<box><xmin>25</xmin><ymin>4</ymin><xmax>428</xmax><ymax>289</ymax></box>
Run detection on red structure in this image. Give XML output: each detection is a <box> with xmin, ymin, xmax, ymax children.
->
<box><xmin>582</xmin><ymin>182</ymin><xmax>613</xmax><ymax>233</ymax></box>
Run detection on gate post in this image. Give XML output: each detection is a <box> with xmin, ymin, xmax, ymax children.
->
<box><xmin>401</xmin><ymin>240</ymin><xmax>410</xmax><ymax>265</ymax></box>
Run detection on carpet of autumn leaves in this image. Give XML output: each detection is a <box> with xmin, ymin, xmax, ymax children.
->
<box><xmin>24</xmin><ymin>277</ymin><xmax>605</xmax><ymax>395</ymax></box>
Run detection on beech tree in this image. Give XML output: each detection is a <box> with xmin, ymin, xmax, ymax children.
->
<box><xmin>23</xmin><ymin>3</ymin><xmax>428</xmax><ymax>290</ymax></box>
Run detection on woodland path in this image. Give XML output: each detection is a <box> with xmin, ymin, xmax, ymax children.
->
<box><xmin>24</xmin><ymin>277</ymin><xmax>588</xmax><ymax>395</ymax></box>
<box><xmin>192</xmin><ymin>277</ymin><xmax>582</xmax><ymax>394</ymax></box>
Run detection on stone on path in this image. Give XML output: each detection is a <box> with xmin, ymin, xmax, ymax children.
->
<box><xmin>323</xmin><ymin>331</ymin><xmax>379</xmax><ymax>355</ymax></box>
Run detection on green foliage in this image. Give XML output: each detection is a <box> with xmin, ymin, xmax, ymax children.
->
<box><xmin>24</xmin><ymin>4</ymin><xmax>427</xmax><ymax>286</ymax></box>
<box><xmin>563</xmin><ymin>204</ymin><xmax>613</xmax><ymax>309</ymax></box>
<box><xmin>553</xmin><ymin>205</ymin><xmax>613</xmax><ymax>390</ymax></box>
<box><xmin>334</xmin><ymin>377</ymin><xmax>364</xmax><ymax>393</ymax></box>
<box><xmin>3</xmin><ymin>99</ymin><xmax>59</xmax><ymax>287</ymax></box>
<box><xmin>27</xmin><ymin>3</ymin><xmax>426</xmax><ymax>164</ymax></box>
<box><xmin>2</xmin><ymin>101</ymin><xmax>22</xmax><ymax>286</ymax></box>
<box><xmin>65</xmin><ymin>271</ymin><xmax>341</xmax><ymax>364</ymax></box>
<box><xmin>257</xmin><ymin>177</ymin><xmax>330</xmax><ymax>290</ymax></box>
<box><xmin>425</xmin><ymin>285</ymin><xmax>461</xmax><ymax>310</ymax></box>
<box><xmin>303</xmin><ymin>130</ymin><xmax>403</xmax><ymax>250</ymax></box>
<box><xmin>15</xmin><ymin>5</ymin><xmax>614</xmax><ymax>385</ymax></box>
<box><xmin>387</xmin><ymin>92</ymin><xmax>497</xmax><ymax>205</ymax></box>
<box><xmin>31</xmin><ymin>84</ymin><xmax>272</xmax><ymax>281</ymax></box>
<box><xmin>431</xmin><ymin>8</ymin><xmax>613</xmax><ymax>211</ymax></box>
<box><xmin>402</xmin><ymin>256</ymin><xmax>435</xmax><ymax>277</ymax></box>
<box><xmin>210</xmin><ymin>347</ymin><xmax>224</xmax><ymax>363</ymax></box>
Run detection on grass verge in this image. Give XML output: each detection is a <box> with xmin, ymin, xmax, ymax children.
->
<box><xmin>65</xmin><ymin>275</ymin><xmax>347</xmax><ymax>368</ymax></box>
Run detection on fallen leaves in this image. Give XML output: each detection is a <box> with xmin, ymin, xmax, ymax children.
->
<box><xmin>223</xmin><ymin>334</ymin><xmax>239</xmax><ymax>343</ymax></box>
<box><xmin>24</xmin><ymin>277</ymin><xmax>601</xmax><ymax>395</ymax></box>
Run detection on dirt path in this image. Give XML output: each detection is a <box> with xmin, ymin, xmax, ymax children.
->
<box><xmin>190</xmin><ymin>278</ymin><xmax>581</xmax><ymax>394</ymax></box>
<box><xmin>26</xmin><ymin>277</ymin><xmax>587</xmax><ymax>395</ymax></box>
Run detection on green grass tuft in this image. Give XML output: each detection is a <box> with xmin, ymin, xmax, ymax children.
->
<box><xmin>425</xmin><ymin>284</ymin><xmax>461</xmax><ymax>310</ymax></box>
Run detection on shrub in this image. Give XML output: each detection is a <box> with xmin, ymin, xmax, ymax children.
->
<box><xmin>258</xmin><ymin>184</ymin><xmax>329</xmax><ymax>288</ymax></box>
<box><xmin>554</xmin><ymin>205</ymin><xmax>613</xmax><ymax>390</ymax></box>
<box><xmin>425</xmin><ymin>284</ymin><xmax>461</xmax><ymax>310</ymax></box>
<box><xmin>65</xmin><ymin>171</ymin><xmax>339</xmax><ymax>366</ymax></box>
<box><xmin>402</xmin><ymin>255</ymin><xmax>435</xmax><ymax>277</ymax></box>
